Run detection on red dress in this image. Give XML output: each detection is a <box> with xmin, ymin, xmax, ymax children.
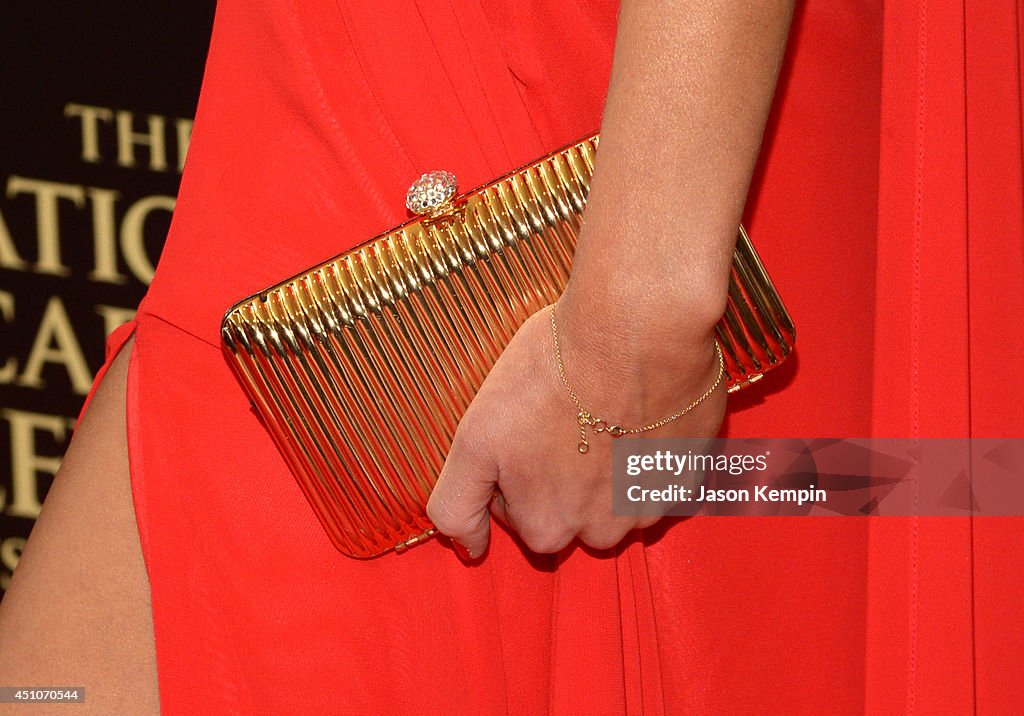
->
<box><xmin>80</xmin><ymin>0</ymin><xmax>1024</xmax><ymax>712</ymax></box>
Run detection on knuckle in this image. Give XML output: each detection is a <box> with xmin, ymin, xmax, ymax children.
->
<box><xmin>636</xmin><ymin>515</ymin><xmax>662</xmax><ymax>530</ymax></box>
<box><xmin>447</xmin><ymin>427</ymin><xmax>489</xmax><ymax>470</ymax></box>
<box><xmin>454</xmin><ymin>405</ymin><xmax>492</xmax><ymax>450</ymax></box>
<box><xmin>579</xmin><ymin>533</ymin><xmax>622</xmax><ymax>551</ymax></box>
<box><xmin>579</xmin><ymin>521</ymin><xmax>632</xmax><ymax>551</ymax></box>
<box><xmin>521</xmin><ymin>525</ymin><xmax>576</xmax><ymax>554</ymax></box>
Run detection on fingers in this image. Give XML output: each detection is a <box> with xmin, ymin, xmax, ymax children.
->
<box><xmin>426</xmin><ymin>431</ymin><xmax>496</xmax><ymax>560</ymax></box>
<box><xmin>432</xmin><ymin>450</ymin><xmax>666</xmax><ymax>559</ymax></box>
<box><xmin>489</xmin><ymin>490</ymin><xmax>511</xmax><ymax>527</ymax></box>
<box><xmin>506</xmin><ymin>500</ymin><xmax>654</xmax><ymax>555</ymax></box>
<box><xmin>490</xmin><ymin>490</ymin><xmax>577</xmax><ymax>555</ymax></box>
<box><xmin>576</xmin><ymin>514</ymin><xmax>639</xmax><ymax>552</ymax></box>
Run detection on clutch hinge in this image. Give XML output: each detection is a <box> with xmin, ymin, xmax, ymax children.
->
<box><xmin>393</xmin><ymin>528</ymin><xmax>437</xmax><ymax>554</ymax></box>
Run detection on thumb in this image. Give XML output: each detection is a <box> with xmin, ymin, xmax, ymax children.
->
<box><xmin>426</xmin><ymin>434</ymin><xmax>497</xmax><ymax>560</ymax></box>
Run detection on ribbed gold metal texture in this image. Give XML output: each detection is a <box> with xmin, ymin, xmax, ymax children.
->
<box><xmin>221</xmin><ymin>133</ymin><xmax>795</xmax><ymax>558</ymax></box>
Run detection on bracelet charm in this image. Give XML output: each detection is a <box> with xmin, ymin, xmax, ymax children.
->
<box><xmin>550</xmin><ymin>304</ymin><xmax>725</xmax><ymax>453</ymax></box>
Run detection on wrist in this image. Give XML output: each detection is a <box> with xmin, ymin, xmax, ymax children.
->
<box><xmin>551</xmin><ymin>283</ymin><xmax>725</xmax><ymax>429</ymax></box>
<box><xmin>559</xmin><ymin>265</ymin><xmax>727</xmax><ymax>357</ymax></box>
<box><xmin>564</xmin><ymin>212</ymin><xmax>734</xmax><ymax>338</ymax></box>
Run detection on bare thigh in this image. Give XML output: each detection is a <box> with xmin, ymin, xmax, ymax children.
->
<box><xmin>0</xmin><ymin>334</ymin><xmax>160</xmax><ymax>714</ymax></box>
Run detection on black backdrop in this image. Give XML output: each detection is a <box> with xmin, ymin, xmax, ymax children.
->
<box><xmin>0</xmin><ymin>1</ymin><xmax>215</xmax><ymax>595</ymax></box>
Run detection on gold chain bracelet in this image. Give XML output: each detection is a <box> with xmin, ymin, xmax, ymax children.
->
<box><xmin>549</xmin><ymin>304</ymin><xmax>726</xmax><ymax>454</ymax></box>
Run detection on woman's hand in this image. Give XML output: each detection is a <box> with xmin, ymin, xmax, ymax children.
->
<box><xmin>427</xmin><ymin>0</ymin><xmax>795</xmax><ymax>559</ymax></box>
<box><xmin>425</xmin><ymin>293</ymin><xmax>727</xmax><ymax>559</ymax></box>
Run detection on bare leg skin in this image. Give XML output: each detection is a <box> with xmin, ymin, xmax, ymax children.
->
<box><xmin>0</xmin><ymin>335</ymin><xmax>160</xmax><ymax>714</ymax></box>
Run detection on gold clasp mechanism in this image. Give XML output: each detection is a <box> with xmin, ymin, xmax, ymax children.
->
<box><xmin>575</xmin><ymin>411</ymin><xmax>625</xmax><ymax>453</ymax></box>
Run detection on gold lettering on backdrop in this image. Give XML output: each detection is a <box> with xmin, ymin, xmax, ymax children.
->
<box><xmin>5</xmin><ymin>176</ymin><xmax>86</xmax><ymax>277</ymax></box>
<box><xmin>0</xmin><ymin>177</ymin><xmax>171</xmax><ymax>285</ymax></box>
<box><xmin>17</xmin><ymin>296</ymin><xmax>93</xmax><ymax>395</ymax></box>
<box><xmin>116</xmin><ymin>110</ymin><xmax>168</xmax><ymax>172</ymax></box>
<box><xmin>1</xmin><ymin>538</ymin><xmax>27</xmax><ymax>590</ymax></box>
<box><xmin>1</xmin><ymin>408</ymin><xmax>75</xmax><ymax>519</ymax></box>
<box><xmin>64</xmin><ymin>103</ymin><xmax>115</xmax><ymax>164</ymax></box>
<box><xmin>96</xmin><ymin>305</ymin><xmax>137</xmax><ymax>337</ymax></box>
<box><xmin>87</xmin><ymin>187</ymin><xmax>127</xmax><ymax>284</ymax></box>
<box><xmin>0</xmin><ymin>291</ymin><xmax>15</xmax><ymax>383</ymax></box>
<box><xmin>0</xmin><ymin>289</ymin><xmax>137</xmax><ymax>384</ymax></box>
<box><xmin>0</xmin><ymin>205</ymin><xmax>28</xmax><ymax>270</ymax></box>
<box><xmin>121</xmin><ymin>195</ymin><xmax>175</xmax><ymax>284</ymax></box>
<box><xmin>64</xmin><ymin>102</ymin><xmax>191</xmax><ymax>174</ymax></box>
<box><xmin>175</xmin><ymin>119</ymin><xmax>193</xmax><ymax>173</ymax></box>
<box><xmin>0</xmin><ymin>104</ymin><xmax>194</xmax><ymax>584</ymax></box>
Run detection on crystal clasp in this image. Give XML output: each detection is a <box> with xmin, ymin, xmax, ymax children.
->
<box><xmin>406</xmin><ymin>170</ymin><xmax>458</xmax><ymax>217</ymax></box>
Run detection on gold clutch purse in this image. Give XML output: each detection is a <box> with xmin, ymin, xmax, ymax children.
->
<box><xmin>220</xmin><ymin>132</ymin><xmax>795</xmax><ymax>558</ymax></box>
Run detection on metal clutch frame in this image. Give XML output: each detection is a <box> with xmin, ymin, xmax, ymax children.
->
<box><xmin>220</xmin><ymin>132</ymin><xmax>795</xmax><ymax>558</ymax></box>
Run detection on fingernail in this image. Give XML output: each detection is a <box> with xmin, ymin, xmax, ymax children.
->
<box><xmin>453</xmin><ymin>541</ymin><xmax>473</xmax><ymax>561</ymax></box>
